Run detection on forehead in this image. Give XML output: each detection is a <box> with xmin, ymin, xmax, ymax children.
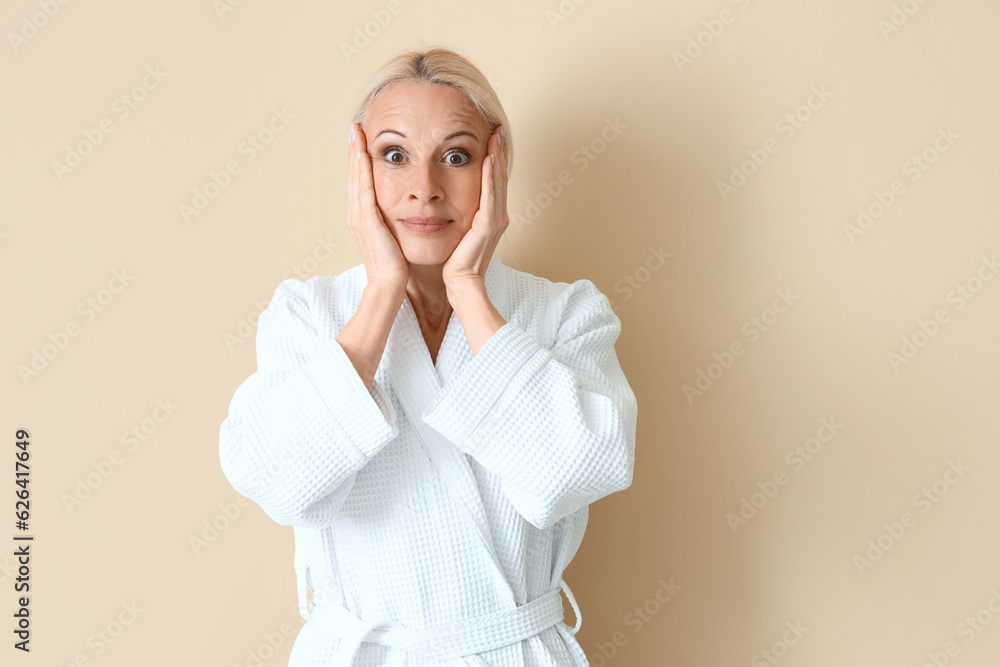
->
<box><xmin>366</xmin><ymin>80</ymin><xmax>486</xmax><ymax>140</ymax></box>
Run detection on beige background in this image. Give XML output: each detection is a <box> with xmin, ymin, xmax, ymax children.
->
<box><xmin>2</xmin><ymin>0</ymin><xmax>999</xmax><ymax>665</ymax></box>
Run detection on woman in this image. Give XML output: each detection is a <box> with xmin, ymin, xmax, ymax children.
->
<box><xmin>219</xmin><ymin>46</ymin><xmax>638</xmax><ymax>667</ymax></box>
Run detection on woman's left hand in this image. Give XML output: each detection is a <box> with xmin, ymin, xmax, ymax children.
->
<box><xmin>442</xmin><ymin>125</ymin><xmax>509</xmax><ymax>287</ymax></box>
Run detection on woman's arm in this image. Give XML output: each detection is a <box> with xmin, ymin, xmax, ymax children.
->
<box><xmin>422</xmin><ymin>278</ymin><xmax>638</xmax><ymax>530</ymax></box>
<box><xmin>337</xmin><ymin>281</ymin><xmax>406</xmax><ymax>389</ymax></box>
<box><xmin>219</xmin><ymin>278</ymin><xmax>399</xmax><ymax>528</ymax></box>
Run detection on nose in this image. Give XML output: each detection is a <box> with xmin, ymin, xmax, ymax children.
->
<box><xmin>407</xmin><ymin>161</ymin><xmax>444</xmax><ymax>203</ymax></box>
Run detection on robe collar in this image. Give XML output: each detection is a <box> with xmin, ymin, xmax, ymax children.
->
<box><xmin>385</xmin><ymin>250</ymin><xmax>509</xmax><ymax>393</ymax></box>
<box><xmin>381</xmin><ymin>250</ymin><xmax>512</xmax><ymax>590</ymax></box>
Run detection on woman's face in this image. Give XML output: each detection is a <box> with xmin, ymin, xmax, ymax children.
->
<box><xmin>362</xmin><ymin>80</ymin><xmax>491</xmax><ymax>266</ymax></box>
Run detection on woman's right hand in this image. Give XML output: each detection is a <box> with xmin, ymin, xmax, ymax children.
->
<box><xmin>346</xmin><ymin>123</ymin><xmax>409</xmax><ymax>294</ymax></box>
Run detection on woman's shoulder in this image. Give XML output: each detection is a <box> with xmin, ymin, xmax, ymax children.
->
<box><xmin>265</xmin><ymin>263</ymin><xmax>368</xmax><ymax>328</ymax></box>
<box><xmin>501</xmin><ymin>264</ymin><xmax>618</xmax><ymax>341</ymax></box>
<box><xmin>271</xmin><ymin>263</ymin><xmax>366</xmax><ymax>296</ymax></box>
<box><xmin>503</xmin><ymin>263</ymin><xmax>610</xmax><ymax>311</ymax></box>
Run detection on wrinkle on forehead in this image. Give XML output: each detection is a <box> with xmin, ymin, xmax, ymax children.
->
<box><xmin>366</xmin><ymin>81</ymin><xmax>488</xmax><ymax>145</ymax></box>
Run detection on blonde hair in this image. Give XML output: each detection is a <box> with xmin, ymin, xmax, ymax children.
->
<box><xmin>353</xmin><ymin>46</ymin><xmax>513</xmax><ymax>178</ymax></box>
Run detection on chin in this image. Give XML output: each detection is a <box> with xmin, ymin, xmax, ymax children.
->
<box><xmin>398</xmin><ymin>240</ymin><xmax>458</xmax><ymax>267</ymax></box>
<box><xmin>392</xmin><ymin>222</ymin><xmax>468</xmax><ymax>267</ymax></box>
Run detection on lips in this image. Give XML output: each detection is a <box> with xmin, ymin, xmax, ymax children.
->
<box><xmin>400</xmin><ymin>216</ymin><xmax>451</xmax><ymax>234</ymax></box>
<box><xmin>401</xmin><ymin>217</ymin><xmax>450</xmax><ymax>225</ymax></box>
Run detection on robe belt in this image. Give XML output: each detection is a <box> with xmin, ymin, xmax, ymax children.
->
<box><xmin>310</xmin><ymin>580</ymin><xmax>582</xmax><ymax>666</ymax></box>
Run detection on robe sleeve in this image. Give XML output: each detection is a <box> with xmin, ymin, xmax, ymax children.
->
<box><xmin>219</xmin><ymin>278</ymin><xmax>399</xmax><ymax>528</ymax></box>
<box><xmin>421</xmin><ymin>278</ymin><xmax>637</xmax><ymax>530</ymax></box>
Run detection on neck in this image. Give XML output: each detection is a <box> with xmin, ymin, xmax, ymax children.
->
<box><xmin>405</xmin><ymin>262</ymin><xmax>452</xmax><ymax>330</ymax></box>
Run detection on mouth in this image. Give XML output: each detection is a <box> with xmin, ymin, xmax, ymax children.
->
<box><xmin>400</xmin><ymin>217</ymin><xmax>452</xmax><ymax>234</ymax></box>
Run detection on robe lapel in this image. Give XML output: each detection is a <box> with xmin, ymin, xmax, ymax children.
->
<box><xmin>385</xmin><ymin>251</ymin><xmax>511</xmax><ymax>582</ymax></box>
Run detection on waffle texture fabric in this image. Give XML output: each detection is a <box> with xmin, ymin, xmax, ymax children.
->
<box><xmin>219</xmin><ymin>251</ymin><xmax>637</xmax><ymax>666</ymax></box>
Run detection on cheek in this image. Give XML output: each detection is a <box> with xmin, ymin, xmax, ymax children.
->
<box><xmin>449</xmin><ymin>171</ymin><xmax>482</xmax><ymax>219</ymax></box>
<box><xmin>372</xmin><ymin>169</ymin><xmax>405</xmax><ymax>207</ymax></box>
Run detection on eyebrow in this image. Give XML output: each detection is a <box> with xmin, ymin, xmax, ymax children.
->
<box><xmin>373</xmin><ymin>129</ymin><xmax>479</xmax><ymax>142</ymax></box>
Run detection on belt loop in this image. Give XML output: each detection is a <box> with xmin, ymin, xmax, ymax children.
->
<box><xmin>330</xmin><ymin>606</ymin><xmax>386</xmax><ymax>666</ymax></box>
<box><xmin>559</xmin><ymin>580</ymin><xmax>582</xmax><ymax>635</ymax></box>
<box><xmin>297</xmin><ymin>578</ymin><xmax>309</xmax><ymax>620</ymax></box>
<box><xmin>294</xmin><ymin>556</ymin><xmax>310</xmax><ymax>621</ymax></box>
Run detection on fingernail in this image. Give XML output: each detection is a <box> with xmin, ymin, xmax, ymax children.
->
<box><xmin>349</xmin><ymin>124</ymin><xmax>355</xmax><ymax>145</ymax></box>
<box><xmin>500</xmin><ymin>125</ymin><xmax>507</xmax><ymax>142</ymax></box>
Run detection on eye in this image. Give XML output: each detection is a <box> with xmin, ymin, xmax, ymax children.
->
<box><xmin>380</xmin><ymin>146</ymin><xmax>405</xmax><ymax>164</ymax></box>
<box><xmin>445</xmin><ymin>150</ymin><xmax>471</xmax><ymax>166</ymax></box>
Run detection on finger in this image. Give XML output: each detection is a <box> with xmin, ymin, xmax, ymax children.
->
<box><xmin>492</xmin><ymin>129</ymin><xmax>503</xmax><ymax>199</ymax></box>
<box><xmin>346</xmin><ymin>124</ymin><xmax>357</xmax><ymax>226</ymax></box>
<box><xmin>346</xmin><ymin>123</ymin><xmax>352</xmax><ymax>186</ymax></box>
<box><xmin>489</xmin><ymin>128</ymin><xmax>504</xmax><ymax>209</ymax></box>
<box><xmin>348</xmin><ymin>125</ymin><xmax>360</xmax><ymax>190</ymax></box>
<box><xmin>488</xmin><ymin>127</ymin><xmax>502</xmax><ymax>186</ymax></box>
<box><xmin>495</xmin><ymin>127</ymin><xmax>509</xmax><ymax>233</ymax></box>
<box><xmin>348</xmin><ymin>125</ymin><xmax>367</xmax><ymax>231</ymax></box>
<box><xmin>498</xmin><ymin>126</ymin><xmax>509</xmax><ymax>191</ymax></box>
<box><xmin>479</xmin><ymin>141</ymin><xmax>494</xmax><ymax>215</ymax></box>
<box><xmin>355</xmin><ymin>125</ymin><xmax>378</xmax><ymax>214</ymax></box>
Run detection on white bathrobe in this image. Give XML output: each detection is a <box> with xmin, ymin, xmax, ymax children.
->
<box><xmin>219</xmin><ymin>251</ymin><xmax>637</xmax><ymax>666</ymax></box>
